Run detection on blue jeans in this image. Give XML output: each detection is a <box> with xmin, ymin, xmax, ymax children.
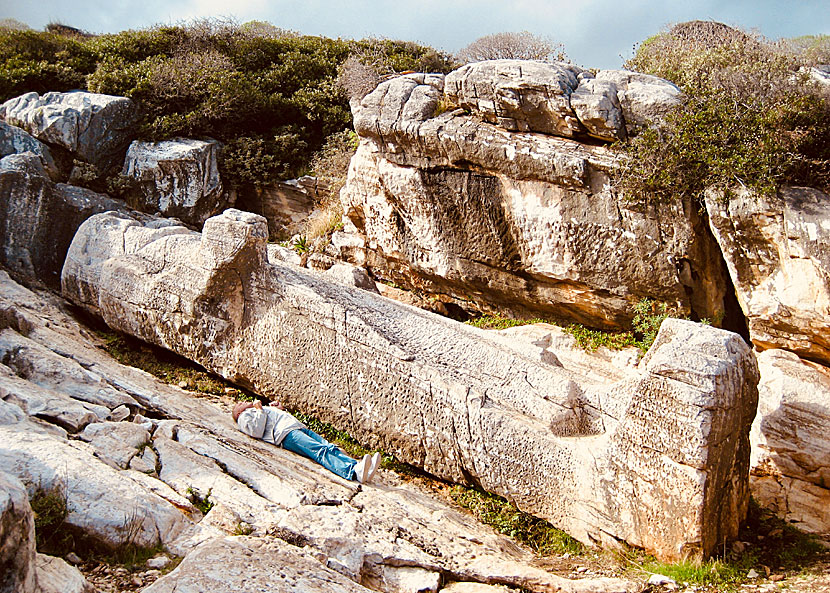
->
<box><xmin>281</xmin><ymin>428</ymin><xmax>357</xmax><ymax>481</ymax></box>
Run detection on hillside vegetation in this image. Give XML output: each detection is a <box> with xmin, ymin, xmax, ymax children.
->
<box><xmin>0</xmin><ymin>19</ymin><xmax>454</xmax><ymax>185</ymax></box>
<box><xmin>619</xmin><ymin>21</ymin><xmax>830</xmax><ymax>201</ymax></box>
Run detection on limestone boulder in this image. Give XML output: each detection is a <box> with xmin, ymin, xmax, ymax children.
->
<box><xmin>121</xmin><ymin>138</ymin><xmax>229</xmax><ymax>227</ymax></box>
<box><xmin>62</xmin><ymin>209</ymin><xmax>758</xmax><ymax>561</ymax></box>
<box><xmin>0</xmin><ymin>91</ymin><xmax>136</xmax><ymax>171</ymax></box>
<box><xmin>0</xmin><ymin>471</ymin><xmax>36</xmax><ymax>593</ymax></box>
<box><xmin>344</xmin><ymin>69</ymin><xmax>723</xmax><ymax>328</ymax></box>
<box><xmin>323</xmin><ymin>263</ymin><xmax>379</xmax><ymax>293</ymax></box>
<box><xmin>141</xmin><ymin>536</ymin><xmax>374</xmax><ymax>593</ymax></box>
<box><xmin>0</xmin><ymin>122</ymin><xmax>60</xmax><ymax>180</ymax></box>
<box><xmin>0</xmin><ymin>152</ymin><xmax>125</xmax><ymax>291</ymax></box>
<box><xmin>34</xmin><ymin>555</ymin><xmax>94</xmax><ymax>593</ymax></box>
<box><xmin>570</xmin><ymin>75</ymin><xmax>626</xmax><ymax>141</ymax></box>
<box><xmin>79</xmin><ymin>421</ymin><xmax>151</xmax><ymax>469</ymax></box>
<box><xmin>705</xmin><ymin>186</ymin><xmax>830</xmax><ymax>365</ymax></box>
<box><xmin>444</xmin><ymin>60</ymin><xmax>585</xmax><ymax>137</ymax></box>
<box><xmin>593</xmin><ymin>70</ymin><xmax>684</xmax><ymax>135</ymax></box>
<box><xmin>751</xmin><ymin>349</ymin><xmax>830</xmax><ymax>533</ymax></box>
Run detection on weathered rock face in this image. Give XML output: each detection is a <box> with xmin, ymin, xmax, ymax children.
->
<box><xmin>445</xmin><ymin>61</ymin><xmax>586</xmax><ymax>137</ymax></box>
<box><xmin>234</xmin><ymin>176</ymin><xmax>323</xmax><ymax>239</ymax></box>
<box><xmin>343</xmin><ymin>72</ymin><xmax>724</xmax><ymax>328</ymax></box>
<box><xmin>62</xmin><ymin>208</ymin><xmax>759</xmax><ymax>561</ymax></box>
<box><xmin>0</xmin><ymin>270</ymin><xmax>635</xmax><ymax>592</ymax></box>
<box><xmin>751</xmin><ymin>349</ymin><xmax>830</xmax><ymax>533</ymax></box>
<box><xmin>442</xmin><ymin>61</ymin><xmax>682</xmax><ymax>141</ymax></box>
<box><xmin>592</xmin><ymin>70</ymin><xmax>684</xmax><ymax>136</ymax></box>
<box><xmin>705</xmin><ymin>186</ymin><xmax>830</xmax><ymax>365</ymax></box>
<box><xmin>121</xmin><ymin>138</ymin><xmax>229</xmax><ymax>226</ymax></box>
<box><xmin>0</xmin><ymin>91</ymin><xmax>136</xmax><ymax>171</ymax></box>
<box><xmin>0</xmin><ymin>470</ymin><xmax>93</xmax><ymax>593</ymax></box>
<box><xmin>141</xmin><ymin>536</ymin><xmax>373</xmax><ymax>593</ymax></box>
<box><xmin>0</xmin><ymin>122</ymin><xmax>61</xmax><ymax>180</ymax></box>
<box><xmin>0</xmin><ymin>471</ymin><xmax>36</xmax><ymax>593</ymax></box>
<box><xmin>0</xmin><ymin>152</ymin><xmax>125</xmax><ymax>291</ymax></box>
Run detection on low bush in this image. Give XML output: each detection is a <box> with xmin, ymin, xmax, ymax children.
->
<box><xmin>30</xmin><ymin>484</ymin><xmax>70</xmax><ymax>553</ymax></box>
<box><xmin>620</xmin><ymin>21</ymin><xmax>830</xmax><ymax>202</ymax></box>
<box><xmin>455</xmin><ymin>31</ymin><xmax>566</xmax><ymax>63</ymax></box>
<box><xmin>0</xmin><ymin>19</ymin><xmax>453</xmax><ymax>186</ymax></box>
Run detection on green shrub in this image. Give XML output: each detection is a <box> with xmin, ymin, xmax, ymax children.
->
<box><xmin>1</xmin><ymin>19</ymin><xmax>452</xmax><ymax>186</ymax></box>
<box><xmin>30</xmin><ymin>484</ymin><xmax>70</xmax><ymax>553</ymax></box>
<box><xmin>187</xmin><ymin>486</ymin><xmax>214</xmax><ymax>514</ymax></box>
<box><xmin>450</xmin><ymin>486</ymin><xmax>583</xmax><ymax>556</ymax></box>
<box><xmin>620</xmin><ymin>21</ymin><xmax>830</xmax><ymax>201</ymax></box>
<box><xmin>564</xmin><ymin>325</ymin><xmax>638</xmax><ymax>351</ymax></box>
<box><xmin>465</xmin><ymin>313</ymin><xmax>549</xmax><ymax>330</ymax></box>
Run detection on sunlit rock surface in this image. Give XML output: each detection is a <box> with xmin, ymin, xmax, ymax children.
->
<box><xmin>61</xmin><ymin>209</ymin><xmax>758</xmax><ymax>561</ymax></box>
<box><xmin>705</xmin><ymin>186</ymin><xmax>830</xmax><ymax>366</ymax></box>
<box><xmin>341</xmin><ymin>70</ymin><xmax>723</xmax><ymax>328</ymax></box>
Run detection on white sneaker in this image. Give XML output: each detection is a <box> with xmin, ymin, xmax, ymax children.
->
<box><xmin>368</xmin><ymin>452</ymin><xmax>382</xmax><ymax>482</ymax></box>
<box><xmin>354</xmin><ymin>454</ymin><xmax>372</xmax><ymax>483</ymax></box>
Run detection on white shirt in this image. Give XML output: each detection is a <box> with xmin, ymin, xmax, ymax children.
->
<box><xmin>237</xmin><ymin>406</ymin><xmax>304</xmax><ymax>446</ymax></box>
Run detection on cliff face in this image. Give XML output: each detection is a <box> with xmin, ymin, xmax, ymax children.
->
<box><xmin>338</xmin><ymin>64</ymin><xmax>728</xmax><ymax>328</ymax></box>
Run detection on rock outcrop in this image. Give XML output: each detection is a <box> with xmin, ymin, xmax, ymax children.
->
<box><xmin>0</xmin><ymin>470</ymin><xmax>93</xmax><ymax>593</ymax></box>
<box><xmin>339</xmin><ymin>70</ymin><xmax>724</xmax><ymax>328</ymax></box>
<box><xmin>751</xmin><ymin>349</ymin><xmax>830</xmax><ymax>533</ymax></box>
<box><xmin>705</xmin><ymin>186</ymin><xmax>830</xmax><ymax>366</ymax></box>
<box><xmin>121</xmin><ymin>138</ymin><xmax>229</xmax><ymax>226</ymax></box>
<box><xmin>0</xmin><ymin>270</ymin><xmax>635</xmax><ymax>592</ymax></box>
<box><xmin>0</xmin><ymin>122</ymin><xmax>61</xmax><ymax>180</ymax></box>
<box><xmin>0</xmin><ymin>471</ymin><xmax>37</xmax><ymax>593</ymax></box>
<box><xmin>62</xmin><ymin>208</ymin><xmax>758</xmax><ymax>561</ymax></box>
<box><xmin>0</xmin><ymin>152</ymin><xmax>125</xmax><ymax>291</ymax></box>
<box><xmin>234</xmin><ymin>175</ymin><xmax>325</xmax><ymax>239</ymax></box>
<box><xmin>0</xmin><ymin>91</ymin><xmax>136</xmax><ymax>171</ymax></box>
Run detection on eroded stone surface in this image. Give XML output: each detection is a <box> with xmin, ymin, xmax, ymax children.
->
<box><xmin>0</xmin><ymin>152</ymin><xmax>125</xmax><ymax>290</ymax></box>
<box><xmin>141</xmin><ymin>536</ymin><xmax>374</xmax><ymax>593</ymax></box>
<box><xmin>705</xmin><ymin>186</ymin><xmax>830</xmax><ymax>365</ymax></box>
<box><xmin>445</xmin><ymin>60</ymin><xmax>585</xmax><ymax>137</ymax></box>
<box><xmin>593</xmin><ymin>71</ymin><xmax>683</xmax><ymax>135</ymax></box>
<box><xmin>0</xmin><ymin>122</ymin><xmax>60</xmax><ymax>180</ymax></box>
<box><xmin>340</xmin><ymin>141</ymin><xmax>727</xmax><ymax>328</ymax></box>
<box><xmin>0</xmin><ymin>471</ymin><xmax>36</xmax><ymax>593</ymax></box>
<box><xmin>122</xmin><ymin>138</ymin><xmax>228</xmax><ymax>226</ymax></box>
<box><xmin>751</xmin><ymin>349</ymin><xmax>830</xmax><ymax>533</ymax></box>
<box><xmin>0</xmin><ymin>91</ymin><xmax>136</xmax><ymax>171</ymax></box>
<box><xmin>343</xmin><ymin>70</ymin><xmax>723</xmax><ymax>328</ymax></box>
<box><xmin>0</xmin><ymin>270</ymin><xmax>637</xmax><ymax>591</ymax></box>
<box><xmin>61</xmin><ymin>208</ymin><xmax>757</xmax><ymax>561</ymax></box>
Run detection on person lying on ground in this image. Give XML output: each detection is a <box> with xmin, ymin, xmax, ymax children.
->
<box><xmin>232</xmin><ymin>400</ymin><xmax>380</xmax><ymax>483</ymax></box>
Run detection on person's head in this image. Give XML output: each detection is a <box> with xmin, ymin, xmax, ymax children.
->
<box><xmin>232</xmin><ymin>401</ymin><xmax>255</xmax><ymax>422</ymax></box>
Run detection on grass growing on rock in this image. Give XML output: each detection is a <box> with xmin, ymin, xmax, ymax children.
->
<box><xmin>621</xmin><ymin>500</ymin><xmax>827</xmax><ymax>590</ymax></box>
<box><xmin>30</xmin><ymin>484</ymin><xmax>71</xmax><ymax>553</ymax></box>
<box><xmin>465</xmin><ymin>298</ymin><xmax>687</xmax><ymax>354</ymax></box>
<box><xmin>97</xmin><ymin>329</ymin><xmax>254</xmax><ymax>400</ymax></box>
<box><xmin>450</xmin><ymin>486</ymin><xmax>584</xmax><ymax>556</ymax></box>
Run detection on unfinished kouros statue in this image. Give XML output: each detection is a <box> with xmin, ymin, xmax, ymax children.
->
<box><xmin>62</xmin><ymin>209</ymin><xmax>759</xmax><ymax>561</ymax></box>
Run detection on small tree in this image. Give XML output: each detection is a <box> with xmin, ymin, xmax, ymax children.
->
<box><xmin>456</xmin><ymin>31</ymin><xmax>566</xmax><ymax>63</ymax></box>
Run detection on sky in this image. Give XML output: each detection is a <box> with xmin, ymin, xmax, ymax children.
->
<box><xmin>1</xmin><ymin>0</ymin><xmax>828</xmax><ymax>69</ymax></box>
